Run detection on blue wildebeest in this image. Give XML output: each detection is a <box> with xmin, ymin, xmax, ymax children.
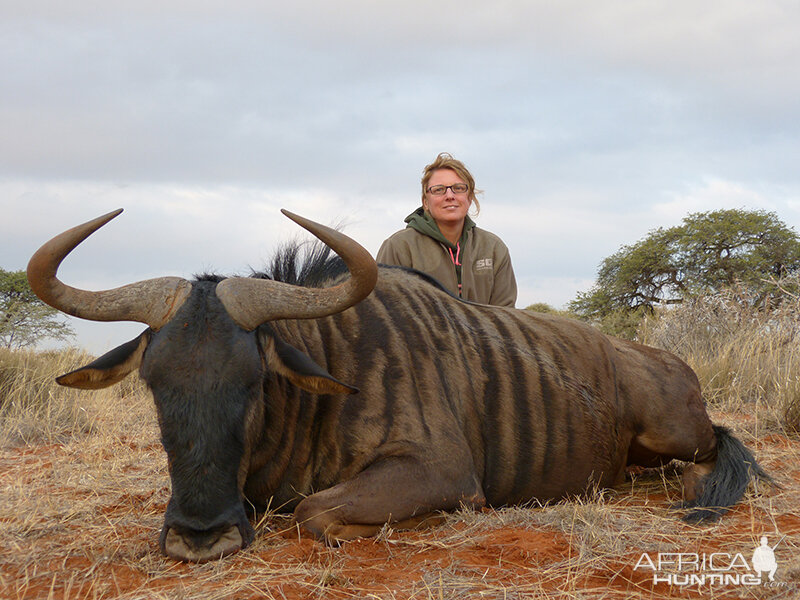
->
<box><xmin>27</xmin><ymin>209</ymin><xmax>768</xmax><ymax>562</ymax></box>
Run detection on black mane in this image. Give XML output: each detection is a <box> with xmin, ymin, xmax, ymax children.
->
<box><xmin>195</xmin><ymin>240</ymin><xmax>348</xmax><ymax>287</ymax></box>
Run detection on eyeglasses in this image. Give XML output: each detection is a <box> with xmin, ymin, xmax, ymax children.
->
<box><xmin>426</xmin><ymin>184</ymin><xmax>469</xmax><ymax>196</ymax></box>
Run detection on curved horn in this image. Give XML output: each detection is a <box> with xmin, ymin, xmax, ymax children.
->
<box><xmin>215</xmin><ymin>210</ymin><xmax>378</xmax><ymax>330</ymax></box>
<box><xmin>27</xmin><ymin>209</ymin><xmax>192</xmax><ymax>329</ymax></box>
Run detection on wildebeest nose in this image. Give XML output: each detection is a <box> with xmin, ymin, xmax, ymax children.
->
<box><xmin>162</xmin><ymin>523</ymin><xmax>246</xmax><ymax>563</ymax></box>
<box><xmin>161</xmin><ymin>503</ymin><xmax>255</xmax><ymax>562</ymax></box>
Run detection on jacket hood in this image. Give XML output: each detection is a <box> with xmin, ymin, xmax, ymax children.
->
<box><xmin>404</xmin><ymin>207</ymin><xmax>475</xmax><ymax>249</ymax></box>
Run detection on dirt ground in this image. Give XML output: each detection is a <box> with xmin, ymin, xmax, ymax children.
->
<box><xmin>1</xmin><ymin>397</ymin><xmax>799</xmax><ymax>599</ymax></box>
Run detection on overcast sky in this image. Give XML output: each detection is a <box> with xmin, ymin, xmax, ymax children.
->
<box><xmin>3</xmin><ymin>1</ymin><xmax>799</xmax><ymax>354</ymax></box>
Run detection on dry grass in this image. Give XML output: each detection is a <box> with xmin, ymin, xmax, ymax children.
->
<box><xmin>0</xmin><ymin>348</ymin><xmax>149</xmax><ymax>446</ymax></box>
<box><xmin>0</xmin><ymin>348</ymin><xmax>93</xmax><ymax>445</ymax></box>
<box><xmin>1</xmin><ymin>347</ymin><xmax>800</xmax><ymax>599</ymax></box>
<box><xmin>639</xmin><ymin>283</ymin><xmax>800</xmax><ymax>435</ymax></box>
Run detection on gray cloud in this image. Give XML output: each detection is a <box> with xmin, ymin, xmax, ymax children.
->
<box><xmin>3</xmin><ymin>1</ymin><xmax>800</xmax><ymax>353</ymax></box>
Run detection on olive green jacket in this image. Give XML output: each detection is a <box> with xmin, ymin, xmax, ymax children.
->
<box><xmin>377</xmin><ymin>208</ymin><xmax>518</xmax><ymax>307</ymax></box>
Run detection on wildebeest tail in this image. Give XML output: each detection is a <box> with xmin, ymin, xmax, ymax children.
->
<box><xmin>683</xmin><ymin>425</ymin><xmax>773</xmax><ymax>523</ymax></box>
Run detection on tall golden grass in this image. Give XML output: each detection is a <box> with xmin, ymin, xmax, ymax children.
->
<box><xmin>638</xmin><ymin>282</ymin><xmax>800</xmax><ymax>435</ymax></box>
<box><xmin>0</xmin><ymin>348</ymin><xmax>149</xmax><ymax>446</ymax></box>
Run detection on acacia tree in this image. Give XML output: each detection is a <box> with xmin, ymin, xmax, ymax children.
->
<box><xmin>570</xmin><ymin>209</ymin><xmax>800</xmax><ymax>336</ymax></box>
<box><xmin>0</xmin><ymin>268</ymin><xmax>74</xmax><ymax>349</ymax></box>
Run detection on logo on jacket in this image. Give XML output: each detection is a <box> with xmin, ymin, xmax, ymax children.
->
<box><xmin>474</xmin><ymin>258</ymin><xmax>494</xmax><ymax>271</ymax></box>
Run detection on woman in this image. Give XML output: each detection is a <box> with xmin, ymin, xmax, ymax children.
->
<box><xmin>377</xmin><ymin>153</ymin><xmax>517</xmax><ymax>306</ymax></box>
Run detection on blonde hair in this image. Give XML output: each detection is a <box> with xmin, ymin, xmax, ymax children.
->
<box><xmin>421</xmin><ymin>152</ymin><xmax>481</xmax><ymax>216</ymax></box>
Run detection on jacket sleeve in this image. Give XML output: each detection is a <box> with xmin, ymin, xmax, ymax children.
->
<box><xmin>490</xmin><ymin>246</ymin><xmax>518</xmax><ymax>307</ymax></box>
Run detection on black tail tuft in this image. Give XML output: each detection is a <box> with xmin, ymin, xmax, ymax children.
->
<box><xmin>683</xmin><ymin>425</ymin><xmax>772</xmax><ymax>523</ymax></box>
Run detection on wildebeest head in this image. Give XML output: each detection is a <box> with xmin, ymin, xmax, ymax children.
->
<box><xmin>26</xmin><ymin>209</ymin><xmax>377</xmax><ymax>561</ymax></box>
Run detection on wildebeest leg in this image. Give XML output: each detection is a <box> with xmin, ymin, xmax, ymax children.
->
<box><xmin>680</xmin><ymin>462</ymin><xmax>714</xmax><ymax>502</ymax></box>
<box><xmin>294</xmin><ymin>455</ymin><xmax>485</xmax><ymax>543</ymax></box>
<box><xmin>626</xmin><ymin>398</ymin><xmax>719</xmax><ymax>503</ymax></box>
<box><xmin>612</xmin><ymin>338</ymin><xmax>770</xmax><ymax>520</ymax></box>
<box><xmin>619</xmin><ymin>354</ymin><xmax>729</xmax><ymax>514</ymax></box>
<box><xmin>614</xmin><ymin>337</ymin><xmax>717</xmax><ymax>469</ymax></box>
<box><xmin>310</xmin><ymin>513</ymin><xmax>448</xmax><ymax>540</ymax></box>
<box><xmin>631</xmin><ymin>418</ymin><xmax>770</xmax><ymax>521</ymax></box>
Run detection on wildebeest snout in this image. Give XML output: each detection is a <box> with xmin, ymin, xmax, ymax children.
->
<box><xmin>160</xmin><ymin>503</ymin><xmax>254</xmax><ymax>562</ymax></box>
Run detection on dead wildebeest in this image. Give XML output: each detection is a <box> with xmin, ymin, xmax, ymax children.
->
<box><xmin>27</xmin><ymin>209</ymin><xmax>769</xmax><ymax>562</ymax></box>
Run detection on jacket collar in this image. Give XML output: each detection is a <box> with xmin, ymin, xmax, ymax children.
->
<box><xmin>404</xmin><ymin>207</ymin><xmax>475</xmax><ymax>249</ymax></box>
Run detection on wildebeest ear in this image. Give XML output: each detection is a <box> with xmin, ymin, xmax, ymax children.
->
<box><xmin>56</xmin><ymin>331</ymin><xmax>150</xmax><ymax>390</ymax></box>
<box><xmin>266</xmin><ymin>336</ymin><xmax>359</xmax><ymax>395</ymax></box>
